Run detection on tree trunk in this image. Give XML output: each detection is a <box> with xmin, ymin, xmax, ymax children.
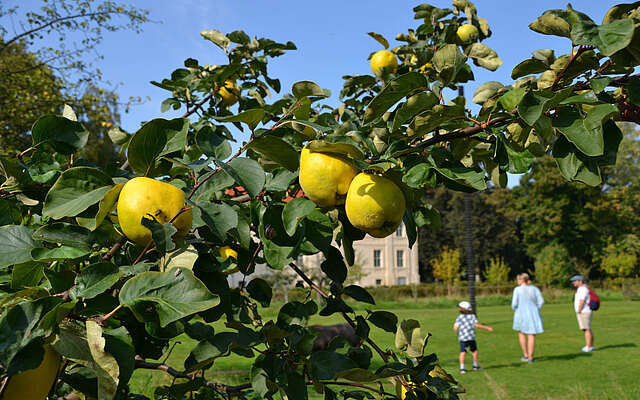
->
<box><xmin>283</xmin><ymin>286</ymin><xmax>289</xmax><ymax>303</ymax></box>
<box><xmin>464</xmin><ymin>191</ymin><xmax>477</xmax><ymax>314</ymax></box>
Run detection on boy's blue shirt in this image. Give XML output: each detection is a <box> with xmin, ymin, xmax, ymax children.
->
<box><xmin>455</xmin><ymin>313</ymin><xmax>478</xmax><ymax>341</ymax></box>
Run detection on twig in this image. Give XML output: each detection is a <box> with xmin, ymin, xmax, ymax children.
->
<box><xmin>132</xmin><ymin>240</ymin><xmax>154</xmax><ymax>265</ymax></box>
<box><xmin>91</xmin><ymin>304</ymin><xmax>123</xmax><ymax>326</ymax></box>
<box><xmin>183</xmin><ymin>92</ymin><xmax>215</xmax><ymax>118</ymax></box>
<box><xmin>287</xmin><ymin>263</ymin><xmax>391</xmax><ymax>364</ymax></box>
<box><xmin>551</xmin><ymin>45</ymin><xmax>593</xmax><ymax>90</ymax></box>
<box><xmin>411</xmin><ymin>116</ymin><xmax>509</xmax><ymax>150</ymax></box>
<box><xmin>240</xmin><ymin>242</ymin><xmax>263</xmax><ymax>290</ymax></box>
<box><xmin>103</xmin><ymin>236</ymin><xmax>128</xmax><ymax>261</ymax></box>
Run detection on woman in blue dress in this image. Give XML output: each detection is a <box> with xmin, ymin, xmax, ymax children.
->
<box><xmin>511</xmin><ymin>272</ymin><xmax>544</xmax><ymax>362</ymax></box>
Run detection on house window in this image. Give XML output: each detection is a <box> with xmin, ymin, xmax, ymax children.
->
<box><xmin>396</xmin><ymin>224</ymin><xmax>403</xmax><ymax>237</ymax></box>
<box><xmin>397</xmin><ymin>277</ymin><xmax>407</xmax><ymax>285</ymax></box>
<box><xmin>373</xmin><ymin>250</ymin><xmax>381</xmax><ymax>267</ymax></box>
<box><xmin>375</xmin><ymin>279</ymin><xmax>382</xmax><ymax>286</ymax></box>
<box><xmin>396</xmin><ymin>250</ymin><xmax>404</xmax><ymax>268</ymax></box>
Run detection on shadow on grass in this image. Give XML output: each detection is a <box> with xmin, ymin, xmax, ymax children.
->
<box><xmin>484</xmin><ymin>343</ymin><xmax>637</xmax><ymax>369</ymax></box>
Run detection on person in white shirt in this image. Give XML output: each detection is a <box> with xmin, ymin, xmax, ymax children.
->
<box><xmin>570</xmin><ymin>275</ymin><xmax>595</xmax><ymax>352</ymax></box>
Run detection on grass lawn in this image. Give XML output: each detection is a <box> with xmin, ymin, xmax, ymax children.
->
<box><xmin>130</xmin><ymin>298</ymin><xmax>640</xmax><ymax>399</ymax></box>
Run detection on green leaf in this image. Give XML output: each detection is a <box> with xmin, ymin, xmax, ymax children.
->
<box><xmin>119</xmin><ymin>267</ymin><xmax>219</xmax><ymax>327</ymax></box>
<box><xmin>292</xmin><ymin>81</ymin><xmax>327</xmax><ymax>99</ymax></box>
<box><xmin>265</xmin><ymin>169</ymin><xmax>298</xmax><ymax>192</ymax></box>
<box><xmin>0</xmin><ymin>297</ymin><xmax>61</xmax><ymax>374</ymax></box>
<box><xmin>31</xmin><ymin>246</ymin><xmax>89</xmax><ymax>261</ymax></box>
<box><xmin>70</xmin><ymin>263</ymin><xmax>122</xmax><ymax>300</ymax></box>
<box><xmin>277</xmin><ymin>301</ymin><xmax>310</xmax><ymax>327</ymax></box>
<box><xmin>552</xmin><ymin>104</ymin><xmax>618</xmax><ymax>156</ymax></box>
<box><xmin>529</xmin><ymin>12</ymin><xmax>571</xmax><ymax>38</ymax></box>
<box><xmin>78</xmin><ymin>183</ymin><xmax>123</xmax><ymax>231</ymax></box>
<box><xmin>310</xmin><ymin>351</ymin><xmax>358</xmax><ymax>380</ymax></box>
<box><xmin>127</xmin><ymin>118</ymin><xmax>188</xmax><ymax>176</ymax></box>
<box><xmin>246</xmin><ymin>278</ymin><xmax>272</xmax><ymax>307</ymax></box>
<box><xmin>363</xmin><ymin>72</ymin><xmax>429</xmax><ymax>124</ymax></box>
<box><xmin>43</xmin><ymin>167</ymin><xmax>113</xmax><ymax>219</ymax></box>
<box><xmin>160</xmin><ymin>245</ymin><xmax>199</xmax><ymax>272</ymax></box>
<box><xmin>367</xmin><ymin>32</ymin><xmax>389</xmax><ymax>48</ymax></box>
<box><xmin>184</xmin><ymin>332</ymin><xmax>236</xmax><ymax>372</ymax></box>
<box><xmin>195</xmin><ymin>126</ymin><xmax>232</xmax><ymax>160</ymax></box>
<box><xmin>320</xmin><ymin>246</ymin><xmax>347</xmax><ymax>283</ymax></box>
<box><xmin>472</xmin><ymin>81</ymin><xmax>504</xmax><ymax>105</ymax></box>
<box><xmin>411</xmin><ymin>103</ymin><xmax>466</xmax><ymax>136</ymax></box>
<box><xmin>215</xmin><ymin>157</ymin><xmax>265</xmax><ymax>198</ymax></box>
<box><xmin>282</xmin><ymin>198</ymin><xmax>316</xmax><ymax>236</ymax></box>
<box><xmin>246</xmin><ymin>135</ymin><xmax>299</xmax><ymax>171</ymax></box>
<box><xmin>591</xmin><ymin>77</ymin><xmax>611</xmax><ymax>93</ymax></box>
<box><xmin>395</xmin><ymin>319</ymin><xmax>424</xmax><ymax>357</ymax></box>
<box><xmin>566</xmin><ymin>6</ymin><xmax>635</xmax><ymax>56</ymax></box>
<box><xmin>402</xmin><ymin>163</ymin><xmax>435</xmax><ymax>189</ymax></box>
<box><xmin>31</xmin><ymin>114</ymin><xmax>89</xmax><ymax>155</ymax></box>
<box><xmin>199</xmin><ymin>203</ymin><xmax>238</xmax><ymax>242</ymax></box>
<box><xmin>431</xmin><ymin>44</ymin><xmax>468</xmax><ymax>85</ymax></box>
<box><xmin>86</xmin><ymin>321</ymin><xmax>119</xmax><ymax>400</ymax></box>
<box><xmin>140</xmin><ymin>218</ymin><xmax>177</xmax><ymax>256</ymax></box>
<box><xmin>213</xmin><ymin>109</ymin><xmax>265</xmax><ymax>131</ymax></box>
<box><xmin>511</xmin><ymin>58</ymin><xmax>548</xmax><ymax>79</ymax></box>
<box><xmin>559</xmin><ymin>91</ymin><xmax>600</xmax><ymax>105</ymax></box>
<box><xmin>307</xmin><ymin>140</ymin><xmax>364</xmax><ymax>159</ymax></box>
<box><xmin>392</xmin><ymin>92</ymin><xmax>439</xmax><ymax>131</ymax></box>
<box><xmin>552</xmin><ymin>136</ymin><xmax>602</xmax><ymax>186</ymax></box>
<box><xmin>0</xmin><ymin>225</ymin><xmax>38</xmax><ymax>268</ymax></box>
<box><xmin>518</xmin><ymin>91</ymin><xmax>551</xmax><ymax>126</ymax></box>
<box><xmin>343</xmin><ymin>285</ymin><xmax>375</xmax><ymax>305</ymax></box>
<box><xmin>496</xmin><ymin>135</ymin><xmax>536</xmax><ymax>174</ymax></box>
<box><xmin>33</xmin><ymin>223</ymin><xmax>92</xmax><ymax>250</ymax></box>
<box><xmin>200</xmin><ymin>29</ymin><xmax>230</xmax><ymax>51</ymax></box>
<box><xmin>465</xmin><ymin>43</ymin><xmax>502</xmax><ymax>71</ymax></box>
<box><xmin>368</xmin><ymin>310</ymin><xmax>398</xmax><ymax>333</ymax></box>
<box><xmin>228</xmin><ymin>30</ymin><xmax>250</xmax><ymax>44</ymax></box>
<box><xmin>499</xmin><ymin>87</ymin><xmax>527</xmax><ymax>112</ymax></box>
<box><xmin>11</xmin><ymin>261</ymin><xmax>44</xmax><ymax>288</ymax></box>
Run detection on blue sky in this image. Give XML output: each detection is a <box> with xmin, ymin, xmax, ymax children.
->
<box><xmin>11</xmin><ymin>1</ymin><xmax>618</xmax><ymax>183</ymax></box>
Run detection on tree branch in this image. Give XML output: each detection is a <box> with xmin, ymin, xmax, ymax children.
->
<box><xmin>288</xmin><ymin>262</ymin><xmax>391</xmax><ymax>363</ymax></box>
<box><xmin>103</xmin><ymin>236</ymin><xmax>128</xmax><ymax>261</ymax></box>
<box><xmin>0</xmin><ymin>11</ymin><xmax>128</xmax><ymax>55</ymax></box>
<box><xmin>414</xmin><ymin>116</ymin><xmax>510</xmax><ymax>149</ymax></box>
<box><xmin>551</xmin><ymin>45</ymin><xmax>593</xmax><ymax>91</ymax></box>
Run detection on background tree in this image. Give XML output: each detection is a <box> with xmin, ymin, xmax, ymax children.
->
<box><xmin>601</xmin><ymin>234</ymin><xmax>640</xmax><ymax>280</ymax></box>
<box><xmin>0</xmin><ymin>0</ymin><xmax>148</xmax><ymax>162</ymax></box>
<box><xmin>431</xmin><ymin>247</ymin><xmax>463</xmax><ymax>296</ymax></box>
<box><xmin>419</xmin><ymin>187</ymin><xmax>528</xmax><ymax>281</ymax></box>
<box><xmin>483</xmin><ymin>256</ymin><xmax>511</xmax><ymax>288</ymax></box>
<box><xmin>532</xmin><ymin>242</ymin><xmax>571</xmax><ymax>290</ymax></box>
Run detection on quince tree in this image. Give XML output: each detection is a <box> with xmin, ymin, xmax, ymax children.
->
<box><xmin>1</xmin><ymin>1</ymin><xmax>640</xmax><ymax>399</ymax></box>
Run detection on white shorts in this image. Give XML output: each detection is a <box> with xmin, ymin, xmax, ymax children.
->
<box><xmin>576</xmin><ymin>312</ymin><xmax>592</xmax><ymax>330</ymax></box>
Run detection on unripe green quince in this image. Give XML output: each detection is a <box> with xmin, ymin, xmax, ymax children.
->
<box><xmin>456</xmin><ymin>24</ymin><xmax>479</xmax><ymax>44</ymax></box>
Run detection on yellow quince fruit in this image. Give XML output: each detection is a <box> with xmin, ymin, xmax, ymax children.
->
<box><xmin>299</xmin><ymin>145</ymin><xmax>359</xmax><ymax>207</ymax></box>
<box><xmin>219</xmin><ymin>80</ymin><xmax>241</xmax><ymax>105</ymax></box>
<box><xmin>346</xmin><ymin>173</ymin><xmax>405</xmax><ymax>238</ymax></box>
<box><xmin>370</xmin><ymin>50</ymin><xmax>398</xmax><ymax>77</ymax></box>
<box><xmin>117</xmin><ymin>177</ymin><xmax>193</xmax><ymax>246</ymax></box>
<box><xmin>1</xmin><ymin>345</ymin><xmax>61</xmax><ymax>400</ymax></box>
<box><xmin>219</xmin><ymin>245</ymin><xmax>238</xmax><ymax>260</ymax></box>
<box><xmin>456</xmin><ymin>24</ymin><xmax>479</xmax><ymax>44</ymax></box>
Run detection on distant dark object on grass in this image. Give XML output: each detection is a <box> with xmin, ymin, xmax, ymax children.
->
<box><xmin>310</xmin><ymin>323</ymin><xmax>360</xmax><ymax>351</ymax></box>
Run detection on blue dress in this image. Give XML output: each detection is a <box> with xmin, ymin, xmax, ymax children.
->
<box><xmin>511</xmin><ymin>284</ymin><xmax>544</xmax><ymax>334</ymax></box>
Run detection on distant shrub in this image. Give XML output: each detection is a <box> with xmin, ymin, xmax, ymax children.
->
<box><xmin>483</xmin><ymin>256</ymin><xmax>510</xmax><ymax>286</ymax></box>
<box><xmin>533</xmin><ymin>242</ymin><xmax>570</xmax><ymax>289</ymax></box>
<box><xmin>431</xmin><ymin>247</ymin><xmax>463</xmax><ymax>296</ymax></box>
<box><xmin>602</xmin><ymin>234</ymin><xmax>640</xmax><ymax>279</ymax></box>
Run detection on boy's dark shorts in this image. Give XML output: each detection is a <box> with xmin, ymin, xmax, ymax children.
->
<box><xmin>459</xmin><ymin>340</ymin><xmax>477</xmax><ymax>353</ymax></box>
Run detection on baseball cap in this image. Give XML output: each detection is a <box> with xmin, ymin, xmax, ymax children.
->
<box><xmin>569</xmin><ymin>275</ymin><xmax>584</xmax><ymax>282</ymax></box>
<box><xmin>458</xmin><ymin>301</ymin><xmax>472</xmax><ymax>311</ymax></box>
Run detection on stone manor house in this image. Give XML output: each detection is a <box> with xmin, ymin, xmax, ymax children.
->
<box><xmin>229</xmin><ymin>223</ymin><xmax>420</xmax><ymax>288</ymax></box>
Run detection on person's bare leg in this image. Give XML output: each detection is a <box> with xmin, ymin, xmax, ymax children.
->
<box><xmin>472</xmin><ymin>350</ymin><xmax>479</xmax><ymax>364</ymax></box>
<box><xmin>527</xmin><ymin>334</ymin><xmax>536</xmax><ymax>359</ymax></box>
<box><xmin>585</xmin><ymin>329</ymin><xmax>594</xmax><ymax>348</ymax></box>
<box><xmin>459</xmin><ymin>352</ymin><xmax>465</xmax><ymax>367</ymax></box>
<box><xmin>518</xmin><ymin>332</ymin><xmax>528</xmax><ymax>358</ymax></box>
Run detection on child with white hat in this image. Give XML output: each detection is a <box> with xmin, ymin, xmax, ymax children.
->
<box><xmin>453</xmin><ymin>301</ymin><xmax>494</xmax><ymax>374</ymax></box>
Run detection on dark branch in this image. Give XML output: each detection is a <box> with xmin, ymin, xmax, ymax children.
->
<box><xmin>415</xmin><ymin>116</ymin><xmax>510</xmax><ymax>149</ymax></box>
